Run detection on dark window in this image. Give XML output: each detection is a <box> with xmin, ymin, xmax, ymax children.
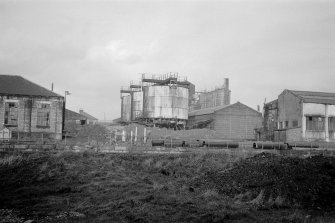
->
<box><xmin>37</xmin><ymin>103</ymin><xmax>50</xmax><ymax>127</ymax></box>
<box><xmin>4</xmin><ymin>102</ymin><xmax>18</xmax><ymax>126</ymax></box>
<box><xmin>279</xmin><ymin>122</ymin><xmax>283</xmax><ymax>129</ymax></box>
<box><xmin>306</xmin><ymin>116</ymin><xmax>324</xmax><ymax>131</ymax></box>
<box><xmin>329</xmin><ymin>117</ymin><xmax>335</xmax><ymax>131</ymax></box>
<box><xmin>285</xmin><ymin>121</ymin><xmax>289</xmax><ymax>128</ymax></box>
<box><xmin>292</xmin><ymin>120</ymin><xmax>298</xmax><ymax>128</ymax></box>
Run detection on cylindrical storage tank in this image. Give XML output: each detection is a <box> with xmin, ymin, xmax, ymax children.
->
<box><xmin>143</xmin><ymin>85</ymin><xmax>189</xmax><ymax>120</ymax></box>
<box><xmin>121</xmin><ymin>95</ymin><xmax>131</xmax><ymax>122</ymax></box>
<box><xmin>132</xmin><ymin>91</ymin><xmax>143</xmax><ymax>120</ymax></box>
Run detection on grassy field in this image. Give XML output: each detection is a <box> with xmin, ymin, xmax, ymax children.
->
<box><xmin>0</xmin><ymin>149</ymin><xmax>334</xmax><ymax>223</ymax></box>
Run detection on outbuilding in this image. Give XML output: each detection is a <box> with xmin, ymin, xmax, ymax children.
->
<box><xmin>188</xmin><ymin>102</ymin><xmax>262</xmax><ymax>140</ymax></box>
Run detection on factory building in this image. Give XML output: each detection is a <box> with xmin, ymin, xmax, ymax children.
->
<box><xmin>263</xmin><ymin>89</ymin><xmax>335</xmax><ymax>142</ymax></box>
<box><xmin>191</xmin><ymin>78</ymin><xmax>230</xmax><ymax>111</ymax></box>
<box><xmin>120</xmin><ymin>73</ymin><xmax>194</xmax><ymax>128</ymax></box>
<box><xmin>188</xmin><ymin>102</ymin><xmax>262</xmax><ymax>140</ymax></box>
<box><xmin>0</xmin><ymin>75</ymin><xmax>64</xmax><ymax>140</ymax></box>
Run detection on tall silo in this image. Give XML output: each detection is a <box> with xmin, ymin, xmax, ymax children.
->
<box><xmin>132</xmin><ymin>91</ymin><xmax>143</xmax><ymax>120</ymax></box>
<box><xmin>121</xmin><ymin>95</ymin><xmax>131</xmax><ymax>122</ymax></box>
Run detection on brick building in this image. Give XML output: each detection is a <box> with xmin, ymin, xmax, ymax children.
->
<box><xmin>188</xmin><ymin>102</ymin><xmax>262</xmax><ymax>140</ymax></box>
<box><xmin>0</xmin><ymin>75</ymin><xmax>64</xmax><ymax>140</ymax></box>
<box><xmin>263</xmin><ymin>89</ymin><xmax>335</xmax><ymax>142</ymax></box>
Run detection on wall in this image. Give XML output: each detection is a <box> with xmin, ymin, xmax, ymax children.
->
<box><xmin>278</xmin><ymin>90</ymin><xmax>303</xmax><ymax>129</ymax></box>
<box><xmin>0</xmin><ymin>95</ymin><xmax>64</xmax><ymax>140</ymax></box>
<box><xmin>302</xmin><ymin>103</ymin><xmax>335</xmax><ymax>141</ymax></box>
<box><xmin>213</xmin><ymin>103</ymin><xmax>262</xmax><ymax>140</ymax></box>
<box><xmin>285</xmin><ymin>128</ymin><xmax>302</xmax><ymax>142</ymax></box>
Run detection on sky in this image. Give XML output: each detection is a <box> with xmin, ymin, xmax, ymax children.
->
<box><xmin>0</xmin><ymin>0</ymin><xmax>334</xmax><ymax>120</ymax></box>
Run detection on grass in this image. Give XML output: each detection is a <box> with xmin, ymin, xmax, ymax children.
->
<box><xmin>0</xmin><ymin>150</ymin><xmax>334</xmax><ymax>222</ymax></box>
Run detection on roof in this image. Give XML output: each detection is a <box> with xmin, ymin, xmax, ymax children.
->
<box><xmin>287</xmin><ymin>90</ymin><xmax>335</xmax><ymax>105</ymax></box>
<box><xmin>65</xmin><ymin>109</ymin><xmax>87</xmax><ymax>121</ymax></box>
<box><xmin>80</xmin><ymin>110</ymin><xmax>98</xmax><ymax>121</ymax></box>
<box><xmin>0</xmin><ymin>74</ymin><xmax>63</xmax><ymax>98</ymax></box>
<box><xmin>189</xmin><ymin>102</ymin><xmax>261</xmax><ymax>117</ymax></box>
<box><xmin>189</xmin><ymin>104</ymin><xmax>229</xmax><ymax>116</ymax></box>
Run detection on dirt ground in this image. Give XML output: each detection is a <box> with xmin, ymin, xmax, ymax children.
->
<box><xmin>0</xmin><ymin>150</ymin><xmax>334</xmax><ymax>223</ymax></box>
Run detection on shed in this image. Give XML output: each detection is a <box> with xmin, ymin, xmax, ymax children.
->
<box><xmin>188</xmin><ymin>102</ymin><xmax>262</xmax><ymax>140</ymax></box>
<box><xmin>79</xmin><ymin>109</ymin><xmax>98</xmax><ymax>124</ymax></box>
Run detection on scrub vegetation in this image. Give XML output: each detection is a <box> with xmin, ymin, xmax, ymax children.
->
<box><xmin>0</xmin><ymin>150</ymin><xmax>334</xmax><ymax>223</ymax></box>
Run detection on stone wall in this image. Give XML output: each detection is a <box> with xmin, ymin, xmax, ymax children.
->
<box><xmin>0</xmin><ymin>95</ymin><xmax>64</xmax><ymax>140</ymax></box>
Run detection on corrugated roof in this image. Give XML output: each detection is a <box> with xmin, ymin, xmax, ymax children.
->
<box><xmin>65</xmin><ymin>109</ymin><xmax>87</xmax><ymax>121</ymax></box>
<box><xmin>0</xmin><ymin>74</ymin><xmax>62</xmax><ymax>98</ymax></box>
<box><xmin>189</xmin><ymin>102</ymin><xmax>261</xmax><ymax>117</ymax></box>
<box><xmin>288</xmin><ymin>90</ymin><xmax>335</xmax><ymax>105</ymax></box>
<box><xmin>189</xmin><ymin>104</ymin><xmax>229</xmax><ymax>116</ymax></box>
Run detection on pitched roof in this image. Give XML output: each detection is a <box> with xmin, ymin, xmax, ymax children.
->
<box><xmin>189</xmin><ymin>102</ymin><xmax>261</xmax><ymax>117</ymax></box>
<box><xmin>65</xmin><ymin>109</ymin><xmax>87</xmax><ymax>121</ymax></box>
<box><xmin>189</xmin><ymin>104</ymin><xmax>229</xmax><ymax>116</ymax></box>
<box><xmin>288</xmin><ymin>90</ymin><xmax>335</xmax><ymax>105</ymax></box>
<box><xmin>80</xmin><ymin>110</ymin><xmax>98</xmax><ymax>121</ymax></box>
<box><xmin>0</xmin><ymin>74</ymin><xmax>62</xmax><ymax>98</ymax></box>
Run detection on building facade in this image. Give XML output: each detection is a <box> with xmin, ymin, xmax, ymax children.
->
<box><xmin>0</xmin><ymin>75</ymin><xmax>64</xmax><ymax>140</ymax></box>
<box><xmin>188</xmin><ymin>102</ymin><xmax>262</xmax><ymax>140</ymax></box>
<box><xmin>264</xmin><ymin>90</ymin><xmax>335</xmax><ymax>142</ymax></box>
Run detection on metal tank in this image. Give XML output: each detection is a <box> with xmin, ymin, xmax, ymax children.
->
<box><xmin>121</xmin><ymin>95</ymin><xmax>131</xmax><ymax>122</ymax></box>
<box><xmin>132</xmin><ymin>91</ymin><xmax>143</xmax><ymax>120</ymax></box>
<box><xmin>143</xmin><ymin>85</ymin><xmax>189</xmax><ymax>120</ymax></box>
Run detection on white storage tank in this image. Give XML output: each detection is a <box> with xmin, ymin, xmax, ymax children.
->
<box><xmin>143</xmin><ymin>85</ymin><xmax>189</xmax><ymax>120</ymax></box>
<box><xmin>121</xmin><ymin>95</ymin><xmax>131</xmax><ymax>122</ymax></box>
<box><xmin>132</xmin><ymin>91</ymin><xmax>143</xmax><ymax>120</ymax></box>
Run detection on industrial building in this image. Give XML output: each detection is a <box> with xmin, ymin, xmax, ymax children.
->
<box><xmin>263</xmin><ymin>89</ymin><xmax>335</xmax><ymax>142</ymax></box>
<box><xmin>188</xmin><ymin>102</ymin><xmax>262</xmax><ymax>140</ymax></box>
<box><xmin>120</xmin><ymin>73</ymin><xmax>195</xmax><ymax>128</ymax></box>
<box><xmin>0</xmin><ymin>75</ymin><xmax>64</xmax><ymax>140</ymax></box>
<box><xmin>191</xmin><ymin>78</ymin><xmax>231</xmax><ymax>110</ymax></box>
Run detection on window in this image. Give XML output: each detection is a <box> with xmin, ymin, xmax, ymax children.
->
<box><xmin>285</xmin><ymin>121</ymin><xmax>289</xmax><ymax>128</ymax></box>
<box><xmin>329</xmin><ymin>117</ymin><xmax>335</xmax><ymax>131</ymax></box>
<box><xmin>37</xmin><ymin>103</ymin><xmax>50</xmax><ymax>127</ymax></box>
<box><xmin>4</xmin><ymin>102</ymin><xmax>18</xmax><ymax>126</ymax></box>
<box><xmin>306</xmin><ymin>116</ymin><xmax>324</xmax><ymax>131</ymax></box>
<box><xmin>292</xmin><ymin>120</ymin><xmax>298</xmax><ymax>128</ymax></box>
<box><xmin>279</xmin><ymin>122</ymin><xmax>283</xmax><ymax>129</ymax></box>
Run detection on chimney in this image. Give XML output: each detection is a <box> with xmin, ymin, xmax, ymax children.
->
<box><xmin>79</xmin><ymin>109</ymin><xmax>83</xmax><ymax>114</ymax></box>
<box><xmin>51</xmin><ymin>83</ymin><xmax>54</xmax><ymax>91</ymax></box>
<box><xmin>224</xmin><ymin>78</ymin><xmax>229</xmax><ymax>90</ymax></box>
<box><xmin>257</xmin><ymin>105</ymin><xmax>260</xmax><ymax>112</ymax></box>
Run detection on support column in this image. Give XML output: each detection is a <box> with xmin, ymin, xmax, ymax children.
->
<box><xmin>325</xmin><ymin>105</ymin><xmax>329</xmax><ymax>142</ymax></box>
<box><xmin>301</xmin><ymin>103</ymin><xmax>306</xmax><ymax>140</ymax></box>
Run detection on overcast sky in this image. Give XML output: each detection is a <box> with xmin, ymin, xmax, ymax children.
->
<box><xmin>1</xmin><ymin>0</ymin><xmax>334</xmax><ymax>120</ymax></box>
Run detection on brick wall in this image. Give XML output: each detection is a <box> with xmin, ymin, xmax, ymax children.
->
<box><xmin>286</xmin><ymin>128</ymin><xmax>302</xmax><ymax>142</ymax></box>
<box><xmin>0</xmin><ymin>95</ymin><xmax>64</xmax><ymax>140</ymax></box>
